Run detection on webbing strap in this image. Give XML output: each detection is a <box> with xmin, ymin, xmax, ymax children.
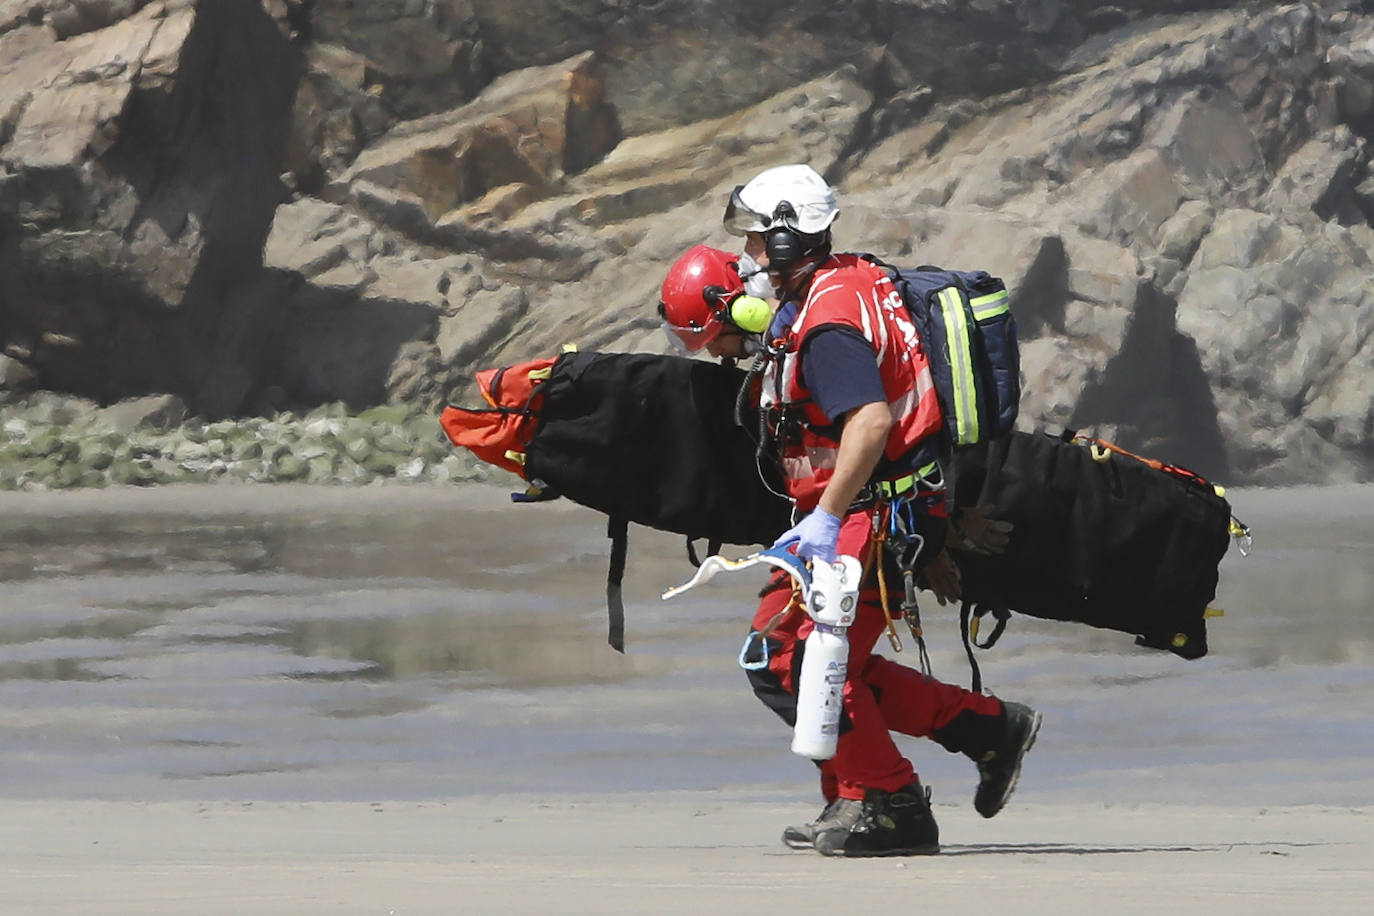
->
<box><xmin>872</xmin><ymin>473</ymin><xmax>916</xmax><ymax>500</ymax></box>
<box><xmin>606</xmin><ymin>516</ymin><xmax>628</xmax><ymax>653</ymax></box>
<box><xmin>958</xmin><ymin>600</ymin><xmax>1011</xmax><ymax>693</ymax></box>
<box><xmin>970</xmin><ymin>604</ymin><xmax>1010</xmax><ymax>650</ymax></box>
<box><xmin>937</xmin><ymin>287</ymin><xmax>980</xmax><ymax>445</ymax></box>
<box><xmin>684</xmin><ymin>537</ymin><xmax>721</xmax><ymax>568</ymax></box>
<box><xmin>959</xmin><ymin>600</ymin><xmax>983</xmax><ymax>693</ymax></box>
<box><xmin>856</xmin><ymin>462</ymin><xmax>944</xmax><ymax>509</ymax></box>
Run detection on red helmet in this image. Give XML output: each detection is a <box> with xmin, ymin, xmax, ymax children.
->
<box><xmin>658</xmin><ymin>245</ymin><xmax>744</xmax><ymax>352</ymax></box>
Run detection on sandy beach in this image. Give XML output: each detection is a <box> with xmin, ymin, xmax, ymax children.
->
<box><xmin>1</xmin><ymin>796</ymin><xmax>1369</xmax><ymax>915</ymax></box>
<box><xmin>0</xmin><ymin>482</ymin><xmax>1372</xmax><ymax>914</ymax></box>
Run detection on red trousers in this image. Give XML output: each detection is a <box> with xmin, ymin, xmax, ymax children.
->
<box><xmin>747</xmin><ymin>510</ymin><xmax>1002</xmax><ymax>801</ymax></box>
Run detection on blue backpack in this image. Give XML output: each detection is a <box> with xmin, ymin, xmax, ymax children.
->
<box><xmin>865</xmin><ymin>257</ymin><xmax>1021</xmax><ymax>447</ymax></box>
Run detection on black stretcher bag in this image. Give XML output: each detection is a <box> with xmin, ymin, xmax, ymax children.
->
<box><xmin>950</xmin><ymin>430</ymin><xmax>1238</xmax><ymax>660</ymax></box>
<box><xmin>525</xmin><ymin>351</ymin><xmax>791</xmax><ymax>547</ymax></box>
<box><xmin>444</xmin><ymin>353</ymin><xmax>1242</xmax><ymax>661</ymax></box>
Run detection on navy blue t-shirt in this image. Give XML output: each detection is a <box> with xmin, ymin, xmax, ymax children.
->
<box><xmin>800</xmin><ymin>327</ymin><xmax>885</xmax><ymax>424</ymax></box>
<box><xmin>797</xmin><ymin>326</ymin><xmax>939</xmax><ymax>480</ymax></box>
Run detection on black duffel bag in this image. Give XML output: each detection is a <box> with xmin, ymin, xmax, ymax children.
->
<box><xmin>524</xmin><ymin>352</ymin><xmax>790</xmax><ymax>651</ymax></box>
<box><xmin>950</xmin><ymin>430</ymin><xmax>1239</xmax><ymax>661</ymax></box>
<box><xmin>526</xmin><ymin>351</ymin><xmax>791</xmax><ymax>548</ymax></box>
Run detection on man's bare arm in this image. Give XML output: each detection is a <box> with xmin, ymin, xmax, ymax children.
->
<box><xmin>816</xmin><ymin>400</ymin><xmax>892</xmax><ymax>519</ymax></box>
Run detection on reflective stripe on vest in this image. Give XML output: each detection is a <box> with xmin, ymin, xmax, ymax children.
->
<box><xmin>772</xmin><ymin>256</ymin><xmax>944</xmax><ymax>506</ymax></box>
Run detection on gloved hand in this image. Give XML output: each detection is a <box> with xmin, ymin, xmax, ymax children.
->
<box><xmin>950</xmin><ymin>504</ymin><xmax>1014</xmax><ymax>555</ymax></box>
<box><xmin>773</xmin><ymin>507</ymin><xmax>842</xmax><ymax>565</ymax></box>
<box><xmin>918</xmin><ymin>548</ymin><xmax>962</xmax><ymax>606</ymax></box>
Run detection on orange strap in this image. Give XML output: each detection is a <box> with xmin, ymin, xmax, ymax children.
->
<box><xmin>1073</xmin><ymin>433</ymin><xmax>1210</xmax><ymax>487</ymax></box>
<box><xmin>756</xmin><ymin>587</ymin><xmax>803</xmax><ymax>641</ymax></box>
<box><xmin>864</xmin><ymin>505</ymin><xmax>902</xmax><ymax>653</ymax></box>
<box><xmin>1074</xmin><ymin>434</ymin><xmax>1164</xmax><ymax>470</ymax></box>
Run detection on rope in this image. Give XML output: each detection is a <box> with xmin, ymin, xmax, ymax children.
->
<box><xmin>755</xmin><ymin>578</ymin><xmax>804</xmax><ymax>642</ymax></box>
<box><xmin>865</xmin><ymin>505</ymin><xmax>903</xmax><ymax>653</ymax></box>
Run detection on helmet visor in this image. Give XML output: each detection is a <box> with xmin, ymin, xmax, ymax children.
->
<box><xmin>658</xmin><ymin>300</ymin><xmax>723</xmax><ymax>352</ymax></box>
<box><xmin>723</xmin><ymin>185</ymin><xmax>773</xmax><ymax>237</ymax></box>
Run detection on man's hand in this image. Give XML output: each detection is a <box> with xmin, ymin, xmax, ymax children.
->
<box><xmin>950</xmin><ymin>504</ymin><xmax>1013</xmax><ymax>555</ymax></box>
<box><xmin>773</xmin><ymin>507</ymin><xmax>842</xmax><ymax>564</ymax></box>
<box><xmin>919</xmin><ymin>548</ymin><xmax>962</xmax><ymax>606</ymax></box>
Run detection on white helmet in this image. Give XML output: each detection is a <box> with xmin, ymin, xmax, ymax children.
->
<box><xmin>723</xmin><ymin>164</ymin><xmax>839</xmax><ymax>237</ymax></box>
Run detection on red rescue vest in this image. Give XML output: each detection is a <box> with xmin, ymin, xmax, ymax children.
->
<box><xmin>766</xmin><ymin>255</ymin><xmax>943</xmax><ymax>510</ymax></box>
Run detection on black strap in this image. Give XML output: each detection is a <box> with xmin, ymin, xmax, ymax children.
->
<box><xmin>606</xmin><ymin>516</ymin><xmax>629</xmax><ymax>653</ymax></box>
<box><xmin>685</xmin><ymin>538</ymin><xmax>723</xmax><ymax>568</ymax></box>
<box><xmin>959</xmin><ymin>599</ymin><xmax>983</xmax><ymax>693</ymax></box>
<box><xmin>972</xmin><ymin>604</ymin><xmax>1010</xmax><ymax>650</ymax></box>
<box><xmin>959</xmin><ymin>600</ymin><xmax>1013</xmax><ymax>693</ymax></box>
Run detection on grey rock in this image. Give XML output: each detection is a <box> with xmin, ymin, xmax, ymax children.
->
<box><xmin>0</xmin><ymin>353</ymin><xmax>36</xmax><ymax>390</ymax></box>
<box><xmin>2</xmin><ymin>0</ymin><xmax>298</xmax><ymax>407</ymax></box>
<box><xmin>4</xmin><ymin>0</ymin><xmax>1374</xmax><ymax>485</ymax></box>
<box><xmin>1263</xmin><ymin>127</ymin><xmax>1368</xmax><ymax>225</ymax></box>
<box><xmin>1156</xmin><ymin>199</ymin><xmax>1214</xmax><ymax>264</ymax></box>
<box><xmin>99</xmin><ymin>394</ymin><xmax>188</xmax><ymax>434</ymax></box>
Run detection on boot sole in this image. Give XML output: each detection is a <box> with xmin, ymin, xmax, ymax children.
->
<box><xmin>818</xmin><ymin>842</ymin><xmax>941</xmax><ymax>858</ymax></box>
<box><xmin>977</xmin><ymin>709</ymin><xmax>1042</xmax><ymax>819</ymax></box>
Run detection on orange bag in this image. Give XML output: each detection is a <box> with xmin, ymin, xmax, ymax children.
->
<box><xmin>438</xmin><ymin>357</ymin><xmax>558</xmax><ymax>477</ymax></box>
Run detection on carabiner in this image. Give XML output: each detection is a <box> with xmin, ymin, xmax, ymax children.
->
<box><xmin>738</xmin><ymin>630</ymin><xmax>771</xmax><ymax>671</ymax></box>
<box><xmin>1230</xmin><ymin>518</ymin><xmax>1253</xmax><ymax>557</ymax></box>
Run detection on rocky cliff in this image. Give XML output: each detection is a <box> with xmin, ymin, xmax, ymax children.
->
<box><xmin>3</xmin><ymin>0</ymin><xmax>1373</xmax><ymax>485</ymax></box>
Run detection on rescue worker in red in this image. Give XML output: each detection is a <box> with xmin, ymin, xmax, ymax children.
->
<box><xmin>658</xmin><ymin>164</ymin><xmax>1041</xmax><ymax>857</ymax></box>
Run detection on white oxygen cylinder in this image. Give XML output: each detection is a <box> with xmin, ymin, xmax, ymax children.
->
<box><xmin>791</xmin><ymin>555</ymin><xmax>862</xmax><ymax>760</ymax></box>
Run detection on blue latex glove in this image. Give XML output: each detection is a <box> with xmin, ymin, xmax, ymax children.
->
<box><xmin>773</xmin><ymin>507</ymin><xmax>842</xmax><ymax>565</ymax></box>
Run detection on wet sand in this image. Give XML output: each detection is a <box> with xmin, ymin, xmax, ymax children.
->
<box><xmin>0</xmin><ymin>482</ymin><xmax>1372</xmax><ymax>913</ymax></box>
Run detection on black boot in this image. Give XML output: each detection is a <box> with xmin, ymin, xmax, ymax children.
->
<box><xmin>813</xmin><ymin>782</ymin><xmax>940</xmax><ymax>857</ymax></box>
<box><xmin>972</xmin><ymin>701</ymin><xmax>1042</xmax><ymax>818</ymax></box>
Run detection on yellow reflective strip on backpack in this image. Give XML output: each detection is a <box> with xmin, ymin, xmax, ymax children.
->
<box><xmin>970</xmin><ymin>289</ymin><xmax>1009</xmax><ymax>320</ymax></box>
<box><xmin>938</xmin><ymin>287</ymin><xmax>980</xmax><ymax>445</ymax></box>
<box><xmin>503</xmin><ymin>449</ymin><xmax>526</xmax><ymax>466</ymax></box>
<box><xmin>527</xmin><ymin>367</ymin><xmax>553</xmax><ymax>381</ymax></box>
<box><xmin>939</xmin><ymin>287</ymin><xmax>977</xmax><ymax>444</ymax></box>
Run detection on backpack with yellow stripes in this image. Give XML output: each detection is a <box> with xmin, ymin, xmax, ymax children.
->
<box><xmin>864</xmin><ymin>257</ymin><xmax>1020</xmax><ymax>448</ymax></box>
